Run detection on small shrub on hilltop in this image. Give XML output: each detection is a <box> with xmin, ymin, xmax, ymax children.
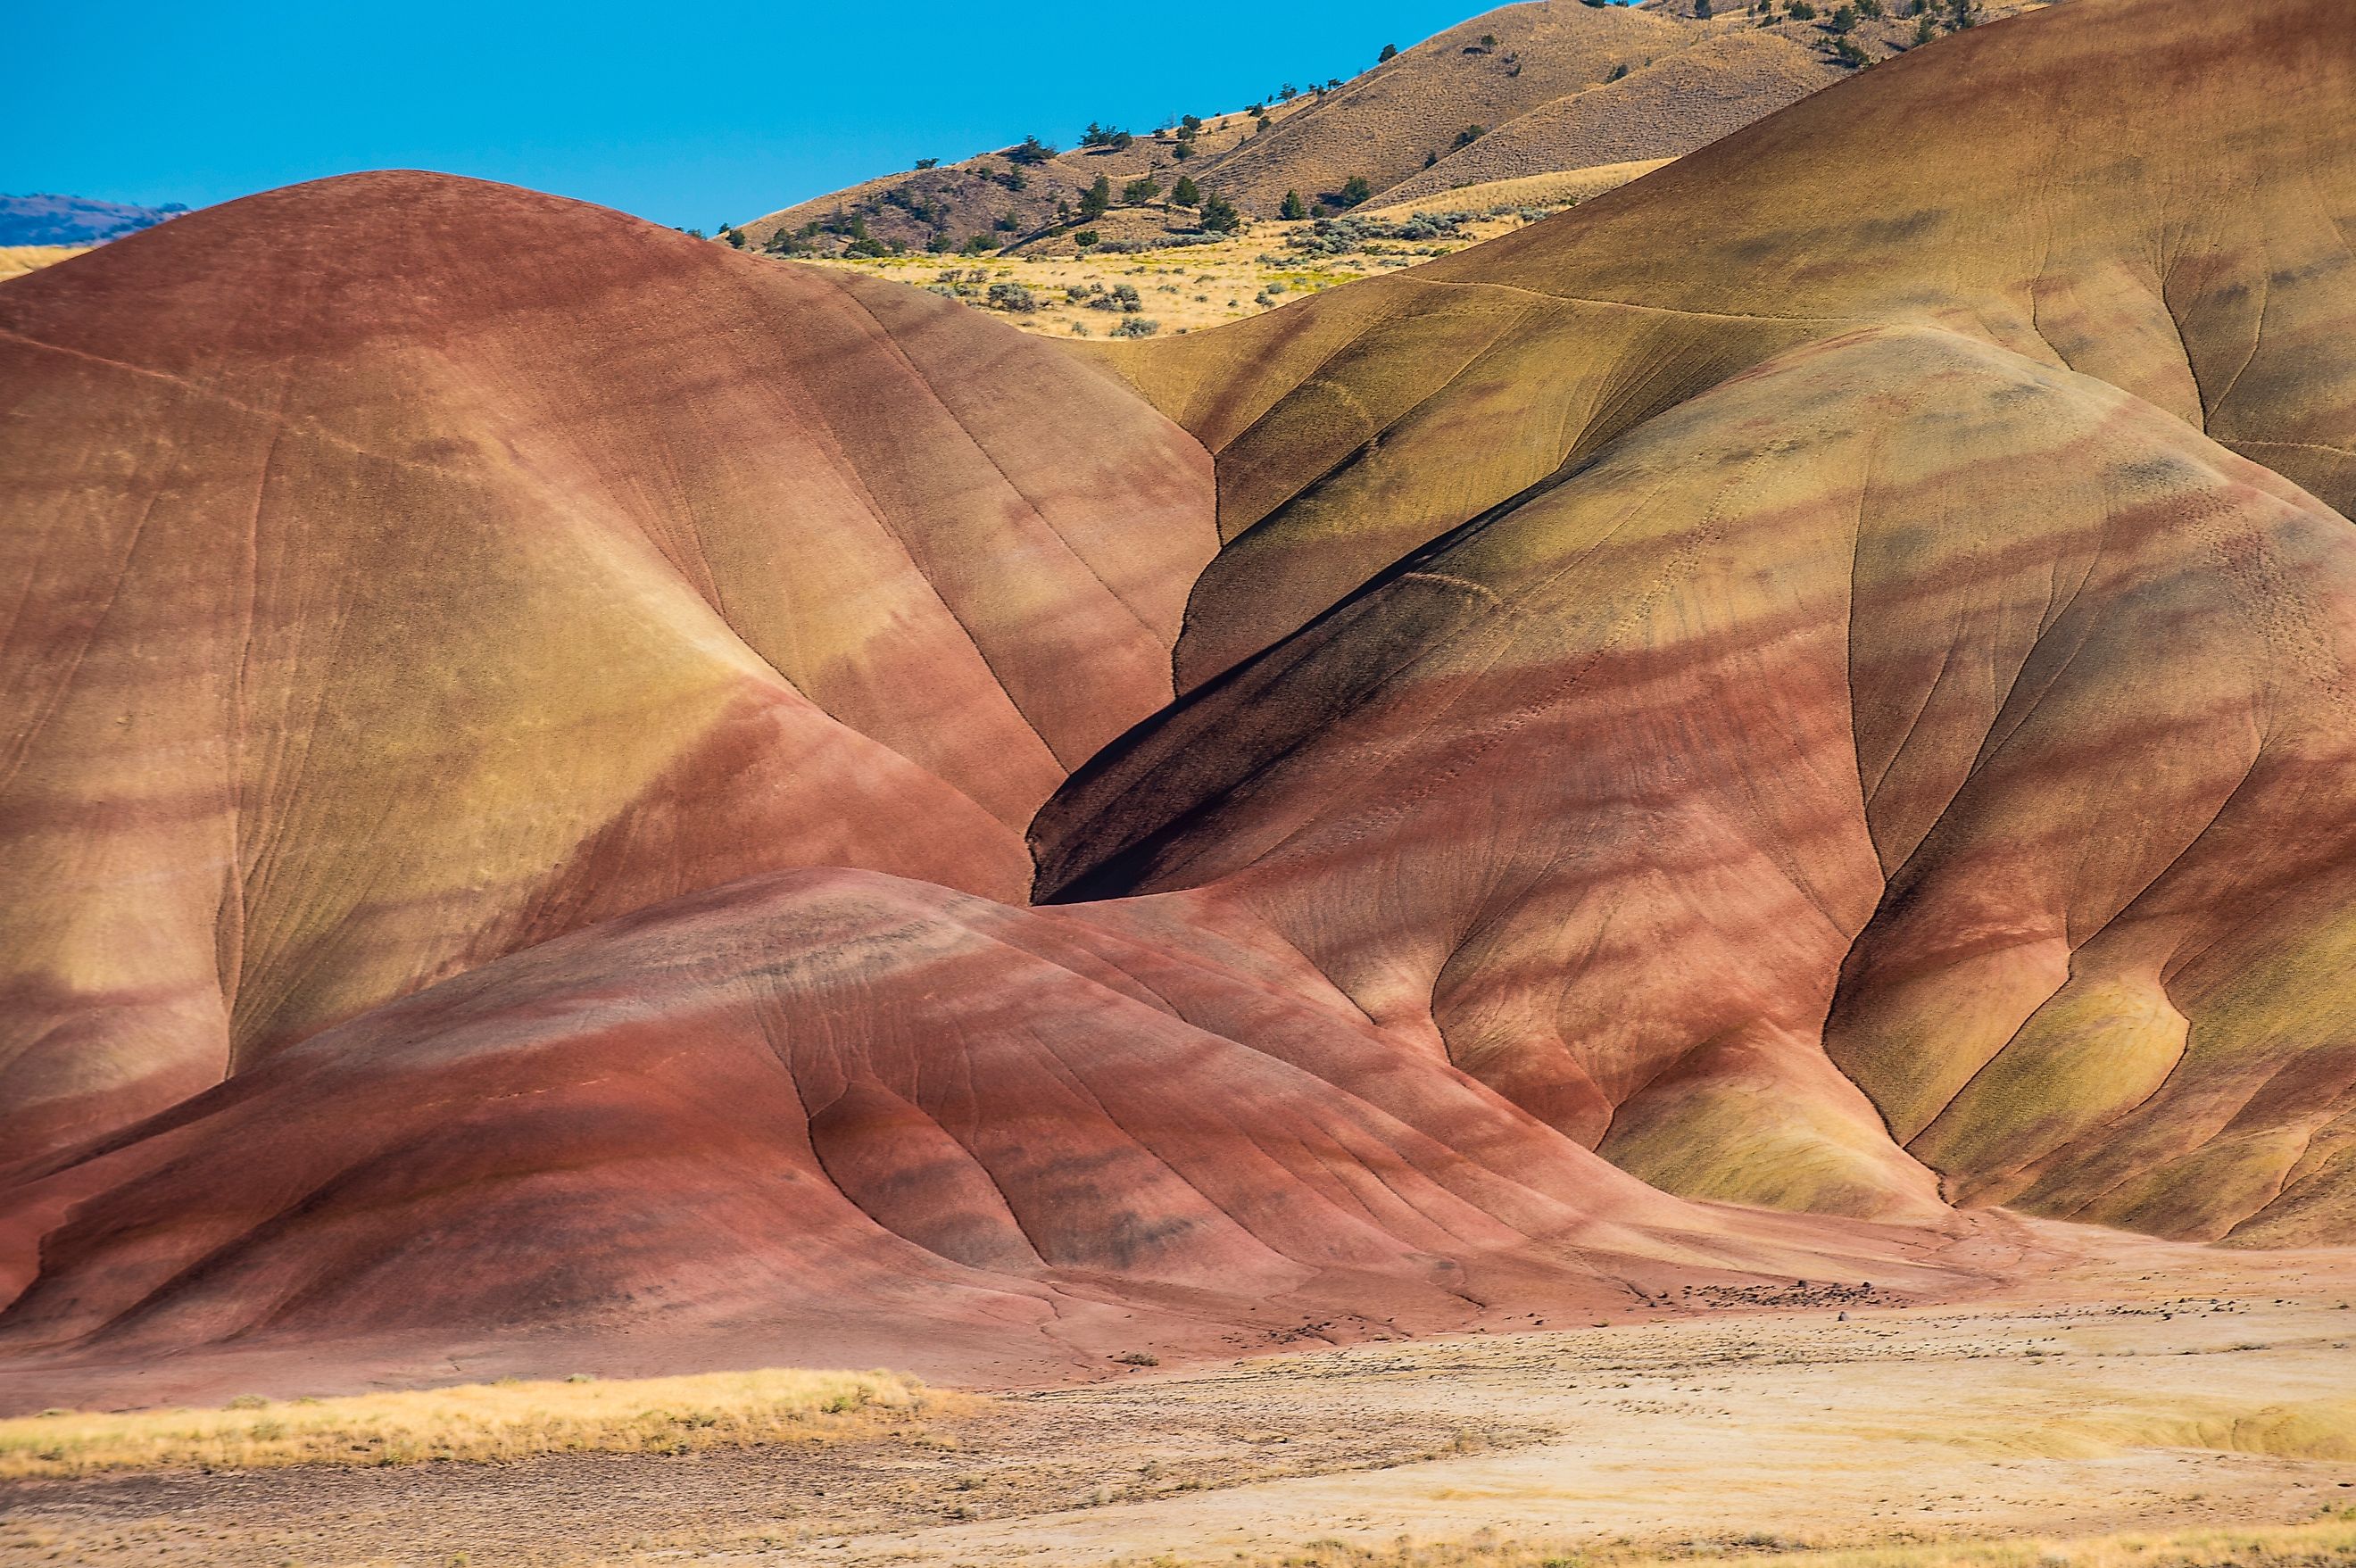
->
<box><xmin>1005</xmin><ymin>134</ymin><xmax>1056</xmax><ymax>164</ymax></box>
<box><xmin>1378</xmin><ymin>41</ymin><xmax>1398</xmax><ymax>61</ymax></box>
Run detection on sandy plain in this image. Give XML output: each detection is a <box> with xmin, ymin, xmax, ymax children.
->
<box><xmin>4</xmin><ymin>1220</ymin><xmax>2350</xmax><ymax>1568</ymax></box>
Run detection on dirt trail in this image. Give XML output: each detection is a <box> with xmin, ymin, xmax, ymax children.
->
<box><xmin>4</xmin><ymin>1224</ymin><xmax>2352</xmax><ymax>1567</ymax></box>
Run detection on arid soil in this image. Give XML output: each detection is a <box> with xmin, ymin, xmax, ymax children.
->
<box><xmin>4</xmin><ymin>1224</ymin><xmax>2350</xmax><ymax>1568</ymax></box>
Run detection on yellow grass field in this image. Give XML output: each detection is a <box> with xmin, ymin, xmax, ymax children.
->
<box><xmin>0</xmin><ymin>245</ymin><xmax>87</xmax><ymax>281</ymax></box>
<box><xmin>0</xmin><ymin>1365</ymin><xmax>958</xmax><ymax>1477</ymax></box>
<box><xmin>786</xmin><ymin>155</ymin><xmax>1671</xmax><ymax>339</ymax></box>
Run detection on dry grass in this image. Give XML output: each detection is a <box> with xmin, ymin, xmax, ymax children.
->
<box><xmin>1126</xmin><ymin>1517</ymin><xmax>2356</xmax><ymax>1568</ymax></box>
<box><xmin>1360</xmin><ymin>159</ymin><xmax>1672</xmax><ymax>221</ymax></box>
<box><xmin>0</xmin><ymin>245</ymin><xmax>87</xmax><ymax>281</ymax></box>
<box><xmin>0</xmin><ymin>1365</ymin><xmax>959</xmax><ymax>1477</ymax></box>
<box><xmin>782</xmin><ymin>155</ymin><xmax>1664</xmax><ymax>341</ymax></box>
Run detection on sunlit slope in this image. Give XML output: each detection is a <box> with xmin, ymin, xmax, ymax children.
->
<box><xmin>1375</xmin><ymin>28</ymin><xmax>1838</xmax><ymax>209</ymax></box>
<box><xmin>0</xmin><ymin>171</ymin><xmax>1215</xmax><ymax>1159</ymax></box>
<box><xmin>1039</xmin><ymin>315</ymin><xmax>2356</xmax><ymax>1243</ymax></box>
<box><xmin>1097</xmin><ymin>0</ymin><xmax>2356</xmax><ymax>690</ymax></box>
<box><xmin>1197</xmin><ymin>1</ymin><xmax>1685</xmax><ymax>213</ymax></box>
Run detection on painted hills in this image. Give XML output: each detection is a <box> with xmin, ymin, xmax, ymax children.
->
<box><xmin>742</xmin><ymin>0</ymin><xmax>2053</xmax><ymax>258</ymax></box>
<box><xmin>0</xmin><ymin>0</ymin><xmax>2352</xmax><ymax>1406</ymax></box>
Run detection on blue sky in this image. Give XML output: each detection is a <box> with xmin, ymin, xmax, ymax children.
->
<box><xmin>10</xmin><ymin>1</ymin><xmax>1497</xmax><ymax>230</ymax></box>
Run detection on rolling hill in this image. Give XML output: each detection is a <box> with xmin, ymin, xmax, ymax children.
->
<box><xmin>0</xmin><ymin>170</ymin><xmax>1212</xmax><ymax>1162</ymax></box>
<box><xmin>0</xmin><ymin>0</ymin><xmax>2350</xmax><ymax>1408</ymax></box>
<box><xmin>742</xmin><ymin>0</ymin><xmax>2055</xmax><ymax>257</ymax></box>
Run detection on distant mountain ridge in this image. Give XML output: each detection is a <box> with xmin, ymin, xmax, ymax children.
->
<box><xmin>0</xmin><ymin>193</ymin><xmax>187</xmax><ymax>247</ymax></box>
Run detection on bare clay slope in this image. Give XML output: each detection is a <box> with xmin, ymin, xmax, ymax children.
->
<box><xmin>1042</xmin><ymin>0</ymin><xmax>2356</xmax><ymax>1246</ymax></box>
<box><xmin>0</xmin><ymin>171</ymin><xmax>1215</xmax><ymax>1161</ymax></box>
<box><xmin>0</xmin><ymin>866</ymin><xmax>1999</xmax><ymax>1406</ymax></box>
